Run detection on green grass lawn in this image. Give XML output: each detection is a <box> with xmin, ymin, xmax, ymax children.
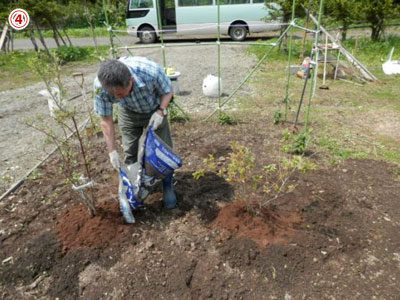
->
<box><xmin>13</xmin><ymin>27</ymin><xmax>128</xmax><ymax>39</ymax></box>
<box><xmin>246</xmin><ymin>34</ymin><xmax>400</xmax><ymax>166</ymax></box>
<box><xmin>0</xmin><ymin>45</ymin><xmax>110</xmax><ymax>91</ymax></box>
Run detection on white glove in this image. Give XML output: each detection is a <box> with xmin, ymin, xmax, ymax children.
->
<box><xmin>109</xmin><ymin>150</ymin><xmax>120</xmax><ymax>169</ymax></box>
<box><xmin>149</xmin><ymin>111</ymin><xmax>164</xmax><ymax>130</ymax></box>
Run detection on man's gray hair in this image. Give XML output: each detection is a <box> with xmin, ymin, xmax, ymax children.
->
<box><xmin>98</xmin><ymin>59</ymin><xmax>131</xmax><ymax>91</ymax></box>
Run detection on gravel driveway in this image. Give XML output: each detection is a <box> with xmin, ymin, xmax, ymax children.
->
<box><xmin>0</xmin><ymin>43</ymin><xmax>258</xmax><ymax>195</ymax></box>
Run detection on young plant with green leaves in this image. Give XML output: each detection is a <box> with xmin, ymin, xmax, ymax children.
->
<box><xmin>194</xmin><ymin>141</ymin><xmax>316</xmax><ymax>215</ymax></box>
<box><xmin>25</xmin><ymin>53</ymin><xmax>97</xmax><ymax>216</ymax></box>
<box><xmin>281</xmin><ymin>128</ymin><xmax>310</xmax><ymax>155</ymax></box>
<box><xmin>218</xmin><ymin>111</ymin><xmax>238</xmax><ymax>126</ymax></box>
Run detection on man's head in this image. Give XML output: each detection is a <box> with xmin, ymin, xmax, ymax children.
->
<box><xmin>98</xmin><ymin>59</ymin><xmax>134</xmax><ymax>99</ymax></box>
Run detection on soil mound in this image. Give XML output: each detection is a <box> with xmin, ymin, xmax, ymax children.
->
<box><xmin>56</xmin><ymin>201</ymin><xmax>131</xmax><ymax>252</ymax></box>
<box><xmin>213</xmin><ymin>201</ymin><xmax>302</xmax><ymax>247</ymax></box>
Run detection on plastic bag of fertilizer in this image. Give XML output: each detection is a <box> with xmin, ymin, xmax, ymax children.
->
<box><xmin>144</xmin><ymin>126</ymin><xmax>182</xmax><ymax>179</ymax></box>
<box><xmin>118</xmin><ymin>167</ymin><xmax>144</xmax><ymax>224</ymax></box>
<box><xmin>202</xmin><ymin>74</ymin><xmax>222</xmax><ymax>98</ymax></box>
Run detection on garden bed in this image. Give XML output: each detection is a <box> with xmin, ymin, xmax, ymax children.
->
<box><xmin>1</xmin><ymin>118</ymin><xmax>400</xmax><ymax>299</ymax></box>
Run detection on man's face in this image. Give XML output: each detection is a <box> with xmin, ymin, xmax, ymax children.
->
<box><xmin>110</xmin><ymin>78</ymin><xmax>134</xmax><ymax>99</ymax></box>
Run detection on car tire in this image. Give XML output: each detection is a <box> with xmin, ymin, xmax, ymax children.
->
<box><xmin>230</xmin><ymin>25</ymin><xmax>247</xmax><ymax>41</ymax></box>
<box><xmin>139</xmin><ymin>26</ymin><xmax>157</xmax><ymax>44</ymax></box>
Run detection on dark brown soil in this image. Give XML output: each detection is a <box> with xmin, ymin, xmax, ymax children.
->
<box><xmin>56</xmin><ymin>201</ymin><xmax>131</xmax><ymax>253</ymax></box>
<box><xmin>1</xmin><ymin>119</ymin><xmax>400</xmax><ymax>299</ymax></box>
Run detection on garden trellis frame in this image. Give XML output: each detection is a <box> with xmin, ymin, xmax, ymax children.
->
<box><xmin>102</xmin><ymin>0</ymin><xmax>328</xmax><ymax>129</ymax></box>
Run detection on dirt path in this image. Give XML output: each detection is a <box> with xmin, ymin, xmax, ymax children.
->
<box><xmin>0</xmin><ymin>44</ymin><xmax>257</xmax><ymax>195</ymax></box>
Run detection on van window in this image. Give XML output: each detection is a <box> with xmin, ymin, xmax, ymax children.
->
<box><xmin>130</xmin><ymin>0</ymin><xmax>153</xmax><ymax>9</ymax></box>
<box><xmin>220</xmin><ymin>0</ymin><xmax>250</xmax><ymax>4</ymax></box>
<box><xmin>178</xmin><ymin>0</ymin><xmax>213</xmax><ymax>6</ymax></box>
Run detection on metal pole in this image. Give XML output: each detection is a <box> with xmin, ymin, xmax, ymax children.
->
<box><xmin>156</xmin><ymin>0</ymin><xmax>167</xmax><ymax>68</ymax></box>
<box><xmin>217</xmin><ymin>0</ymin><xmax>221</xmax><ymax>114</ymax></box>
<box><xmin>284</xmin><ymin>0</ymin><xmax>296</xmax><ymax>121</ymax></box>
<box><xmin>305</xmin><ymin>0</ymin><xmax>324</xmax><ymax>130</ymax></box>
<box><xmin>116</xmin><ymin>41</ymin><xmax>277</xmax><ymax>50</ymax></box>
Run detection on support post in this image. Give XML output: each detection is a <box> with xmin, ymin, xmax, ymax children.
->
<box><xmin>284</xmin><ymin>0</ymin><xmax>296</xmax><ymax>121</ymax></box>
<box><xmin>156</xmin><ymin>0</ymin><xmax>167</xmax><ymax>69</ymax></box>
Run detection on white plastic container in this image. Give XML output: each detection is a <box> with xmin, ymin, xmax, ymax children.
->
<box><xmin>202</xmin><ymin>74</ymin><xmax>223</xmax><ymax>98</ymax></box>
<box><xmin>38</xmin><ymin>87</ymin><xmax>65</xmax><ymax>118</ymax></box>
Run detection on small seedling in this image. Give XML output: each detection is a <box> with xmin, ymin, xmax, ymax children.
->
<box><xmin>169</xmin><ymin>104</ymin><xmax>189</xmax><ymax>123</ymax></box>
<box><xmin>281</xmin><ymin>128</ymin><xmax>310</xmax><ymax>155</ymax></box>
<box><xmin>192</xmin><ymin>168</ymin><xmax>205</xmax><ymax>180</ymax></box>
<box><xmin>218</xmin><ymin>111</ymin><xmax>237</xmax><ymax>125</ymax></box>
<box><xmin>273</xmin><ymin>109</ymin><xmax>282</xmax><ymax>125</ymax></box>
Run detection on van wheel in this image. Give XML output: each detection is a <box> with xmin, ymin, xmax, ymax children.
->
<box><xmin>230</xmin><ymin>25</ymin><xmax>247</xmax><ymax>41</ymax></box>
<box><xmin>139</xmin><ymin>26</ymin><xmax>157</xmax><ymax>44</ymax></box>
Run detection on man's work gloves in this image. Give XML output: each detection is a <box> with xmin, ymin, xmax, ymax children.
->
<box><xmin>149</xmin><ymin>111</ymin><xmax>164</xmax><ymax>130</ymax></box>
<box><xmin>109</xmin><ymin>111</ymin><xmax>164</xmax><ymax>169</ymax></box>
<box><xmin>109</xmin><ymin>150</ymin><xmax>120</xmax><ymax>169</ymax></box>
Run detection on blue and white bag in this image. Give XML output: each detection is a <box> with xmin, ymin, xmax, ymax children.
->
<box><xmin>144</xmin><ymin>125</ymin><xmax>183</xmax><ymax>178</ymax></box>
<box><xmin>118</xmin><ymin>167</ymin><xmax>144</xmax><ymax>224</ymax></box>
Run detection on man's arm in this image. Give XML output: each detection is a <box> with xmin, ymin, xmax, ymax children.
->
<box><xmin>158</xmin><ymin>92</ymin><xmax>173</xmax><ymax>115</ymax></box>
<box><xmin>100</xmin><ymin>116</ymin><xmax>116</xmax><ymax>153</ymax></box>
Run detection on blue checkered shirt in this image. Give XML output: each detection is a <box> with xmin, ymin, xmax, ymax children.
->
<box><xmin>93</xmin><ymin>56</ymin><xmax>172</xmax><ymax>118</ymax></box>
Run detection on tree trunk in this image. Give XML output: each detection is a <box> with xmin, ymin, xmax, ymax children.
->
<box><xmin>63</xmin><ymin>28</ymin><xmax>73</xmax><ymax>47</ymax></box>
<box><xmin>371</xmin><ymin>18</ymin><xmax>384</xmax><ymax>41</ymax></box>
<box><xmin>28</xmin><ymin>27</ymin><xmax>39</xmax><ymax>52</ymax></box>
<box><xmin>341</xmin><ymin>22</ymin><xmax>349</xmax><ymax>41</ymax></box>
<box><xmin>54</xmin><ymin>26</ymin><xmax>67</xmax><ymax>46</ymax></box>
<box><xmin>51</xmin><ymin>24</ymin><xmax>60</xmax><ymax>47</ymax></box>
<box><xmin>10</xmin><ymin>29</ymin><xmax>14</xmax><ymax>52</ymax></box>
<box><xmin>34</xmin><ymin>22</ymin><xmax>51</xmax><ymax>57</ymax></box>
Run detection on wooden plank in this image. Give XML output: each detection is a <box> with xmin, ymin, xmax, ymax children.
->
<box><xmin>308</xmin><ymin>13</ymin><xmax>377</xmax><ymax>81</ymax></box>
<box><xmin>0</xmin><ymin>23</ymin><xmax>9</xmax><ymax>52</ymax></box>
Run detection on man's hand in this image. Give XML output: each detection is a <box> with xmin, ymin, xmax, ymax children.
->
<box><xmin>109</xmin><ymin>150</ymin><xmax>121</xmax><ymax>169</ymax></box>
<box><xmin>149</xmin><ymin>111</ymin><xmax>164</xmax><ymax>130</ymax></box>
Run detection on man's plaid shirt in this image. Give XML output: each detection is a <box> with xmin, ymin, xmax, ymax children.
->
<box><xmin>93</xmin><ymin>56</ymin><xmax>172</xmax><ymax>118</ymax></box>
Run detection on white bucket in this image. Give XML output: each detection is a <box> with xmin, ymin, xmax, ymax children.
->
<box><xmin>202</xmin><ymin>74</ymin><xmax>223</xmax><ymax>98</ymax></box>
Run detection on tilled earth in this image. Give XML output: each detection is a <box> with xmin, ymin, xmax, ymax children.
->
<box><xmin>1</xmin><ymin>118</ymin><xmax>400</xmax><ymax>299</ymax></box>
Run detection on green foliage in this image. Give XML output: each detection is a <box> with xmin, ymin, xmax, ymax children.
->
<box><xmin>18</xmin><ymin>0</ymin><xmax>64</xmax><ymax>26</ymax></box>
<box><xmin>218</xmin><ymin>111</ymin><xmax>237</xmax><ymax>125</ymax></box>
<box><xmin>0</xmin><ymin>46</ymin><xmax>108</xmax><ymax>91</ymax></box>
<box><xmin>25</xmin><ymin>53</ymin><xmax>96</xmax><ymax>215</ymax></box>
<box><xmin>281</xmin><ymin>129</ymin><xmax>309</xmax><ymax>155</ymax></box>
<box><xmin>169</xmin><ymin>104</ymin><xmax>189</xmax><ymax>123</ymax></box>
<box><xmin>265</xmin><ymin>0</ymin><xmax>311</xmax><ymax>22</ymax></box>
<box><xmin>194</xmin><ymin>141</ymin><xmax>317</xmax><ymax>215</ymax></box>
<box><xmin>324</xmin><ymin>0</ymin><xmax>360</xmax><ymax>40</ymax></box>
<box><xmin>13</xmin><ymin>27</ymin><xmax>128</xmax><ymax>39</ymax></box>
<box><xmin>192</xmin><ymin>168</ymin><xmax>205</xmax><ymax>180</ymax></box>
<box><xmin>343</xmin><ymin>35</ymin><xmax>400</xmax><ymax>62</ymax></box>
<box><xmin>192</xmin><ymin>154</ymin><xmax>216</xmax><ymax>180</ymax></box>
<box><xmin>27</xmin><ymin>169</ymin><xmax>42</xmax><ymax>181</ymax></box>
<box><xmin>273</xmin><ymin>109</ymin><xmax>282</xmax><ymax>125</ymax></box>
<box><xmin>317</xmin><ymin>136</ymin><xmax>368</xmax><ymax>165</ymax></box>
<box><xmin>60</xmin><ymin>0</ymin><xmax>126</xmax><ymax>28</ymax></box>
<box><xmin>282</xmin><ymin>155</ymin><xmax>316</xmax><ymax>173</ymax></box>
<box><xmin>56</xmin><ymin>46</ymin><xmax>90</xmax><ymax>63</ymax></box>
<box><xmin>358</xmin><ymin>0</ymin><xmax>400</xmax><ymax>40</ymax></box>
